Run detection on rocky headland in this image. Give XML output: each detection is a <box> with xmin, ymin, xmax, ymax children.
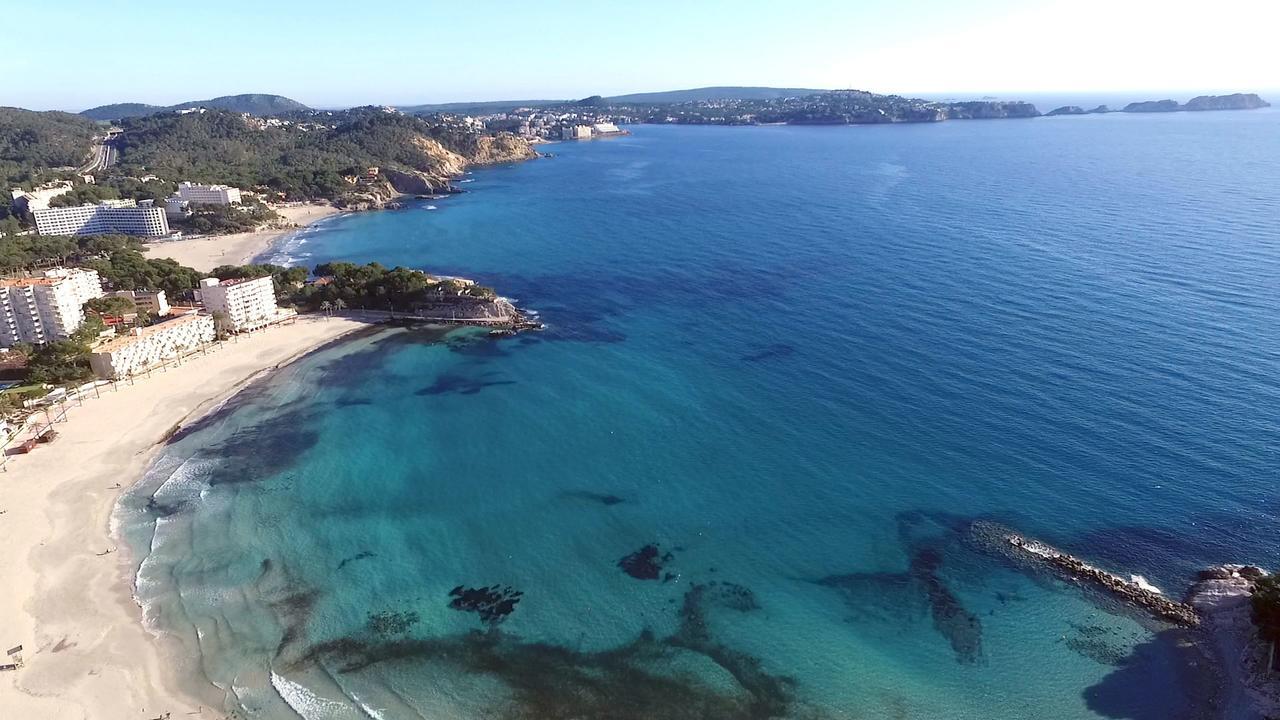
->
<box><xmin>1186</xmin><ymin>566</ymin><xmax>1280</xmax><ymax>720</ymax></box>
<box><xmin>944</xmin><ymin>101</ymin><xmax>1040</xmax><ymax>120</ymax></box>
<box><xmin>335</xmin><ymin>131</ymin><xmax>537</xmax><ymax>211</ymax></box>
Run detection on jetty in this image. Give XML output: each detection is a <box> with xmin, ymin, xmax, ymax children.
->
<box><xmin>968</xmin><ymin>521</ymin><xmax>1201</xmax><ymax>627</ymax></box>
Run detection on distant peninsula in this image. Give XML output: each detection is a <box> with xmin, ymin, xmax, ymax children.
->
<box><xmin>1047</xmin><ymin>93</ymin><xmax>1270</xmax><ymax>118</ymax></box>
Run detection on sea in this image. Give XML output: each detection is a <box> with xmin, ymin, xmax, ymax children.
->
<box><xmin>117</xmin><ymin>108</ymin><xmax>1280</xmax><ymax>719</ymax></box>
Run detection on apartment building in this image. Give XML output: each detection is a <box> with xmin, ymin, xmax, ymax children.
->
<box><xmin>32</xmin><ymin>200</ymin><xmax>170</xmax><ymax>237</ymax></box>
<box><xmin>176</xmin><ymin>182</ymin><xmax>242</xmax><ymax>205</ymax></box>
<box><xmin>107</xmin><ymin>289</ymin><xmax>171</xmax><ymax>317</ymax></box>
<box><xmin>196</xmin><ymin>276</ymin><xmax>279</xmax><ymax>331</ymax></box>
<box><xmin>88</xmin><ymin>312</ymin><xmax>215</xmax><ymax>379</ymax></box>
<box><xmin>0</xmin><ymin>268</ymin><xmax>104</xmax><ymax>347</ymax></box>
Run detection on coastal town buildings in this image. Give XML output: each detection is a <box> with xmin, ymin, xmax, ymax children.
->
<box><xmin>32</xmin><ymin>200</ymin><xmax>170</xmax><ymax>237</ymax></box>
<box><xmin>8</xmin><ymin>181</ymin><xmax>74</xmax><ymax>213</ymax></box>
<box><xmin>107</xmin><ymin>289</ymin><xmax>170</xmax><ymax>317</ymax></box>
<box><xmin>87</xmin><ymin>311</ymin><xmax>215</xmax><ymax>379</ymax></box>
<box><xmin>0</xmin><ymin>268</ymin><xmax>104</xmax><ymax>347</ymax></box>
<box><xmin>165</xmin><ymin>197</ymin><xmax>193</xmax><ymax>219</ymax></box>
<box><xmin>196</xmin><ymin>276</ymin><xmax>282</xmax><ymax>331</ymax></box>
<box><xmin>561</xmin><ymin>125</ymin><xmax>593</xmax><ymax>140</ymax></box>
<box><xmin>176</xmin><ymin>182</ymin><xmax>242</xmax><ymax>205</ymax></box>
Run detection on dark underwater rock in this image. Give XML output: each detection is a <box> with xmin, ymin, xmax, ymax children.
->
<box><xmin>815</xmin><ymin>544</ymin><xmax>983</xmax><ymax>664</ymax></box>
<box><xmin>448</xmin><ymin>585</ymin><xmax>523</xmax><ymax>625</ymax></box>
<box><xmin>618</xmin><ymin>544</ymin><xmax>674</xmax><ymax>580</ymax></box>
<box><xmin>367</xmin><ymin>610</ymin><xmax>419</xmax><ymax>637</ymax></box>
<box><xmin>909</xmin><ymin>547</ymin><xmax>983</xmax><ymax>664</ymax></box>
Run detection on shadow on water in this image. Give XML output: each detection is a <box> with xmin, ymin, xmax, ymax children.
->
<box><xmin>415</xmin><ymin>371</ymin><xmax>517</xmax><ymax>396</ymax></box>
<box><xmin>1081</xmin><ymin>629</ymin><xmax>1217</xmax><ymax>720</ymax></box>
<box><xmin>559</xmin><ymin>489</ymin><xmax>628</xmax><ymax>506</ymax></box>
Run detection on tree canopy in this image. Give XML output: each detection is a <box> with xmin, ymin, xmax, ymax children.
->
<box><xmin>1252</xmin><ymin>574</ymin><xmax>1280</xmax><ymax>641</ymax></box>
<box><xmin>0</xmin><ymin>107</ymin><xmax>99</xmax><ymax>186</ymax></box>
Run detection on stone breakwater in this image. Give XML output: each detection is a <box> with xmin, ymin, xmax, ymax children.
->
<box><xmin>967</xmin><ymin>521</ymin><xmax>1201</xmax><ymax>626</ymax></box>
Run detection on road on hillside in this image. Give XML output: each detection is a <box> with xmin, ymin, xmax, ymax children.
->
<box><xmin>76</xmin><ymin>135</ymin><xmax>119</xmax><ymax>175</ymax></box>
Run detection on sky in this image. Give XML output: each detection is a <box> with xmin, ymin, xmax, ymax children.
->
<box><xmin>6</xmin><ymin>0</ymin><xmax>1279</xmax><ymax>111</ymax></box>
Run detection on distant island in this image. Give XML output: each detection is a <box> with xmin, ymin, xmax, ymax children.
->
<box><xmin>1047</xmin><ymin>93</ymin><xmax>1270</xmax><ymax>117</ymax></box>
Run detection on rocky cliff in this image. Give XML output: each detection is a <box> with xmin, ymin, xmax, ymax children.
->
<box><xmin>1047</xmin><ymin>105</ymin><xmax>1087</xmax><ymax>116</ymax></box>
<box><xmin>459</xmin><ymin>133</ymin><xmax>540</xmax><ymax>165</ymax></box>
<box><xmin>1185</xmin><ymin>93</ymin><xmax>1271</xmax><ymax>111</ymax></box>
<box><xmin>338</xmin><ymin>131</ymin><xmax>537</xmax><ymax>209</ymax></box>
<box><xmin>1185</xmin><ymin>566</ymin><xmax>1280</xmax><ymax>720</ymax></box>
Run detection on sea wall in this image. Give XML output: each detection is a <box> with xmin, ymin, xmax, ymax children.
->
<box><xmin>967</xmin><ymin>521</ymin><xmax>1200</xmax><ymax>626</ymax></box>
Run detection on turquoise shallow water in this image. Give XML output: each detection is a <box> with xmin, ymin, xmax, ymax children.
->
<box><xmin>121</xmin><ymin>111</ymin><xmax>1280</xmax><ymax>719</ymax></box>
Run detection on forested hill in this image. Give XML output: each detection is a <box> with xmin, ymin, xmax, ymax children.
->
<box><xmin>80</xmin><ymin>94</ymin><xmax>310</xmax><ymax>121</ymax></box>
<box><xmin>112</xmin><ymin>108</ymin><xmax>535</xmax><ymax>201</ymax></box>
<box><xmin>0</xmin><ymin>107</ymin><xmax>98</xmax><ymax>186</ymax></box>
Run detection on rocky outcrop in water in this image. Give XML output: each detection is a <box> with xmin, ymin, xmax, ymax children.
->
<box><xmin>1123</xmin><ymin>99</ymin><xmax>1183</xmax><ymax>113</ymax></box>
<box><xmin>1184</xmin><ymin>93</ymin><xmax>1271</xmax><ymax>111</ymax></box>
<box><xmin>1047</xmin><ymin>105</ymin><xmax>1088</xmax><ymax>116</ymax></box>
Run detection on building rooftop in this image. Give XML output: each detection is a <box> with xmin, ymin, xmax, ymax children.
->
<box><xmin>0</xmin><ymin>277</ymin><xmax>56</xmax><ymax>288</ymax></box>
<box><xmin>218</xmin><ymin>276</ymin><xmax>271</xmax><ymax>286</ymax></box>
<box><xmin>92</xmin><ymin>313</ymin><xmax>209</xmax><ymax>354</ymax></box>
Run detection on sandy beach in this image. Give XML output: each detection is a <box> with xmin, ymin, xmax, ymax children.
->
<box><xmin>144</xmin><ymin>203</ymin><xmax>343</xmax><ymax>272</ymax></box>
<box><xmin>0</xmin><ymin>315</ymin><xmax>371</xmax><ymax>719</ymax></box>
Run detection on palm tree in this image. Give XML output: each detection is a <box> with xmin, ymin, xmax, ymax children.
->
<box><xmin>333</xmin><ymin>298</ymin><xmax>347</xmax><ymax>314</ymax></box>
<box><xmin>319</xmin><ymin>300</ymin><xmax>333</xmax><ymax>318</ymax></box>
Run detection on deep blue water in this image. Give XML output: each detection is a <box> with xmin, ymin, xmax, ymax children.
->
<box><xmin>122</xmin><ymin>110</ymin><xmax>1280</xmax><ymax>719</ymax></box>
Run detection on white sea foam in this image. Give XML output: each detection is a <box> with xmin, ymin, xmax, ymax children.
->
<box><xmin>348</xmin><ymin>690</ymin><xmax>390</xmax><ymax>720</ymax></box>
<box><xmin>1130</xmin><ymin>575</ymin><xmax>1163</xmax><ymax>595</ymax></box>
<box><xmin>425</xmin><ymin>205</ymin><xmax>438</xmax><ymax>210</ymax></box>
<box><xmin>270</xmin><ymin>671</ymin><xmax>355</xmax><ymax>719</ymax></box>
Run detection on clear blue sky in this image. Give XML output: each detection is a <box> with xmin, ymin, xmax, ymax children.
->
<box><xmin>8</xmin><ymin>0</ymin><xmax>1277</xmax><ymax>111</ymax></box>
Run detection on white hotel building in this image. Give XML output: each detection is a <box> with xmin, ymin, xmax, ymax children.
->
<box><xmin>88</xmin><ymin>312</ymin><xmax>215</xmax><ymax>379</ymax></box>
<box><xmin>176</xmin><ymin>182</ymin><xmax>242</xmax><ymax>205</ymax></box>
<box><xmin>0</xmin><ymin>268</ymin><xmax>104</xmax><ymax>347</ymax></box>
<box><xmin>196</xmin><ymin>276</ymin><xmax>281</xmax><ymax>331</ymax></box>
<box><xmin>32</xmin><ymin>200</ymin><xmax>170</xmax><ymax>237</ymax></box>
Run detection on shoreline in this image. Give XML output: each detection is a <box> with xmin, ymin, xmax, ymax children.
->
<box><xmin>143</xmin><ymin>203</ymin><xmax>344</xmax><ymax>272</ymax></box>
<box><xmin>0</xmin><ymin>315</ymin><xmax>378</xmax><ymax>719</ymax></box>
